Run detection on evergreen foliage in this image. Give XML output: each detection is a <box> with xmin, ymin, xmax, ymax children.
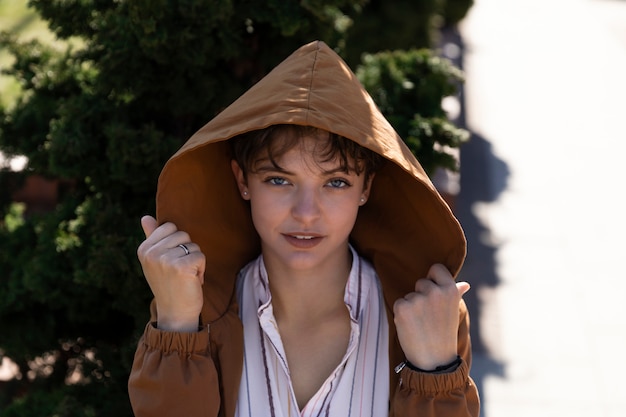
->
<box><xmin>357</xmin><ymin>49</ymin><xmax>469</xmax><ymax>174</ymax></box>
<box><xmin>442</xmin><ymin>0</ymin><xmax>474</xmax><ymax>26</ymax></box>
<box><xmin>341</xmin><ymin>0</ymin><xmax>475</xmax><ymax>67</ymax></box>
<box><xmin>0</xmin><ymin>1</ymin><xmax>470</xmax><ymax>414</ymax></box>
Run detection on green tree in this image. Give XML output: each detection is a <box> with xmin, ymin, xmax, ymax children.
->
<box><xmin>342</xmin><ymin>0</ymin><xmax>475</xmax><ymax>67</ymax></box>
<box><xmin>0</xmin><ymin>1</ymin><xmax>470</xmax><ymax>414</ymax></box>
<box><xmin>442</xmin><ymin>0</ymin><xmax>474</xmax><ymax>26</ymax></box>
<box><xmin>357</xmin><ymin>49</ymin><xmax>469</xmax><ymax>175</ymax></box>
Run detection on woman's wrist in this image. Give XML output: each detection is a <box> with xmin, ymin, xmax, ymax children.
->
<box><xmin>156</xmin><ymin>314</ymin><xmax>201</xmax><ymax>332</ymax></box>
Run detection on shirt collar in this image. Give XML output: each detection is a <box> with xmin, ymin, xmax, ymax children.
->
<box><xmin>254</xmin><ymin>244</ymin><xmax>373</xmax><ymax>322</ymax></box>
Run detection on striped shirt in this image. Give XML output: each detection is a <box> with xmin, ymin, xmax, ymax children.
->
<box><xmin>235</xmin><ymin>246</ymin><xmax>389</xmax><ymax>417</ymax></box>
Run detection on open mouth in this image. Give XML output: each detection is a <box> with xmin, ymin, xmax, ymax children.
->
<box><xmin>283</xmin><ymin>233</ymin><xmax>322</xmax><ymax>248</ymax></box>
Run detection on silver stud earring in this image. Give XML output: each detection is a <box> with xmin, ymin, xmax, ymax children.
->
<box><xmin>243</xmin><ymin>191</ymin><xmax>249</xmax><ymax>197</ymax></box>
<box><xmin>360</xmin><ymin>197</ymin><xmax>365</xmax><ymax>203</ymax></box>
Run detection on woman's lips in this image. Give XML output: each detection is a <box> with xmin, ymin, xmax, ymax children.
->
<box><xmin>282</xmin><ymin>234</ymin><xmax>323</xmax><ymax>249</ymax></box>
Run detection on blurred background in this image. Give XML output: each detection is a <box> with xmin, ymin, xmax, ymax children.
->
<box><xmin>457</xmin><ymin>0</ymin><xmax>626</xmax><ymax>416</ymax></box>
<box><xmin>1</xmin><ymin>0</ymin><xmax>625</xmax><ymax>416</ymax></box>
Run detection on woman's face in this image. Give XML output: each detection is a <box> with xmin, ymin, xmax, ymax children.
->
<box><xmin>231</xmin><ymin>134</ymin><xmax>372</xmax><ymax>275</ymax></box>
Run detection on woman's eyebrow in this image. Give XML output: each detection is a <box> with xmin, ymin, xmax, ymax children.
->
<box><xmin>253</xmin><ymin>161</ymin><xmax>351</xmax><ymax>176</ymax></box>
<box><xmin>320</xmin><ymin>167</ymin><xmax>351</xmax><ymax>175</ymax></box>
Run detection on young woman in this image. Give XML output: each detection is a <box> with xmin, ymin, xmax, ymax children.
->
<box><xmin>129</xmin><ymin>40</ymin><xmax>479</xmax><ymax>417</ymax></box>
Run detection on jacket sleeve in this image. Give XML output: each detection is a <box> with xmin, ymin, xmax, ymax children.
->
<box><xmin>389</xmin><ymin>300</ymin><xmax>480</xmax><ymax>417</ymax></box>
<box><xmin>128</xmin><ymin>322</ymin><xmax>221</xmax><ymax>417</ymax></box>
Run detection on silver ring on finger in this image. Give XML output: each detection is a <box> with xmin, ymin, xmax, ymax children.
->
<box><xmin>178</xmin><ymin>243</ymin><xmax>190</xmax><ymax>256</ymax></box>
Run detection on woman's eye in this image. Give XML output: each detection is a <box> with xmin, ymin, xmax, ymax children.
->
<box><xmin>267</xmin><ymin>177</ymin><xmax>288</xmax><ymax>186</ymax></box>
<box><xmin>328</xmin><ymin>179</ymin><xmax>350</xmax><ymax>188</ymax></box>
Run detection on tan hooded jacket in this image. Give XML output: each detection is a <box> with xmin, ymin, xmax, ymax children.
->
<box><xmin>128</xmin><ymin>40</ymin><xmax>479</xmax><ymax>417</ymax></box>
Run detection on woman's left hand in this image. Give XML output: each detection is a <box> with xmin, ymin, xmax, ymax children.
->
<box><xmin>393</xmin><ymin>263</ymin><xmax>470</xmax><ymax>371</ymax></box>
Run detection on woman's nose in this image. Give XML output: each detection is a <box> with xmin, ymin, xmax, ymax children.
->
<box><xmin>291</xmin><ymin>187</ymin><xmax>321</xmax><ymax>222</ymax></box>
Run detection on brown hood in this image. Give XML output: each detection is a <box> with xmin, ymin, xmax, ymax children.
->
<box><xmin>156</xmin><ymin>40</ymin><xmax>466</xmax><ymax>325</ymax></box>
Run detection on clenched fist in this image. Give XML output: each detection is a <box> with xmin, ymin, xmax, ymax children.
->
<box><xmin>137</xmin><ymin>215</ymin><xmax>206</xmax><ymax>332</ymax></box>
<box><xmin>393</xmin><ymin>264</ymin><xmax>470</xmax><ymax>371</ymax></box>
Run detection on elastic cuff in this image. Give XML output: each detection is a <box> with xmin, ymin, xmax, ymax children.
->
<box><xmin>142</xmin><ymin>321</ymin><xmax>210</xmax><ymax>355</ymax></box>
<box><xmin>397</xmin><ymin>358</ymin><xmax>470</xmax><ymax>394</ymax></box>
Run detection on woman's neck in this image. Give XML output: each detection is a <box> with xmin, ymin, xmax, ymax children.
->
<box><xmin>265</xmin><ymin>250</ymin><xmax>352</xmax><ymax>325</ymax></box>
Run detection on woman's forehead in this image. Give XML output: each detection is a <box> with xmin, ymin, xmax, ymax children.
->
<box><xmin>256</xmin><ymin>135</ymin><xmax>352</xmax><ymax>171</ymax></box>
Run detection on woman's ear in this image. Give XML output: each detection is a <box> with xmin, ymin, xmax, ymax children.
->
<box><xmin>231</xmin><ymin>160</ymin><xmax>250</xmax><ymax>200</ymax></box>
<box><xmin>360</xmin><ymin>173</ymin><xmax>375</xmax><ymax>205</ymax></box>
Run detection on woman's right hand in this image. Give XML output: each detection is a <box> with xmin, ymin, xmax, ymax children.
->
<box><xmin>137</xmin><ymin>215</ymin><xmax>205</xmax><ymax>332</ymax></box>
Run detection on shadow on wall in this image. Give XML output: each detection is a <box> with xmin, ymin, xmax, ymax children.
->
<box><xmin>440</xmin><ymin>24</ymin><xmax>510</xmax><ymax>416</ymax></box>
<box><xmin>456</xmin><ymin>130</ymin><xmax>508</xmax><ymax>408</ymax></box>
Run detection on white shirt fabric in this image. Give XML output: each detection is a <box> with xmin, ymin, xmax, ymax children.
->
<box><xmin>235</xmin><ymin>246</ymin><xmax>390</xmax><ymax>417</ymax></box>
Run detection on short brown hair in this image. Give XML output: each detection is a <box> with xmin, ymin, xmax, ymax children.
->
<box><xmin>230</xmin><ymin>125</ymin><xmax>382</xmax><ymax>184</ymax></box>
